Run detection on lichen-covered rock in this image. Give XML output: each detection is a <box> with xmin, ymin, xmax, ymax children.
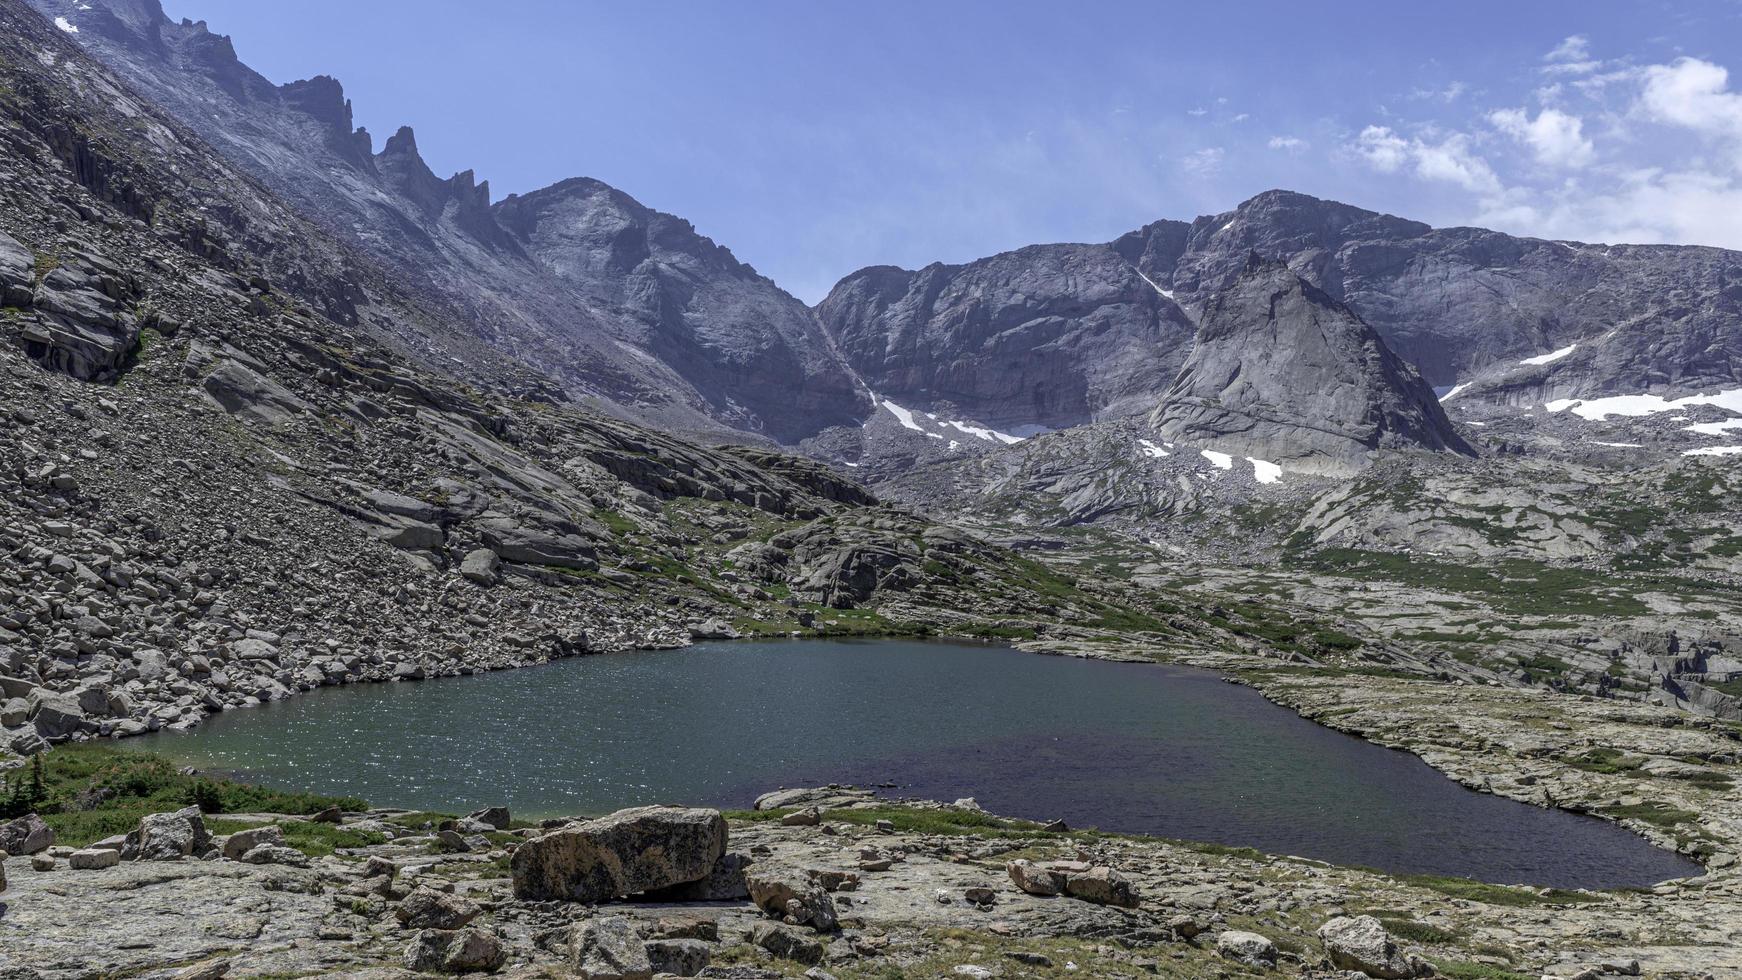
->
<box><xmin>643</xmin><ymin>937</ymin><xmax>710</xmax><ymax>977</ymax></box>
<box><xmin>396</xmin><ymin>886</ymin><xmax>483</xmax><ymax>931</ymax></box>
<box><xmin>0</xmin><ymin>814</ymin><xmax>54</xmax><ymax>857</ymax></box>
<box><xmin>510</xmin><ymin>806</ymin><xmax>726</xmax><ymax>902</ymax></box>
<box><xmin>749</xmin><ymin>921</ymin><xmax>825</xmax><ymax>965</ymax></box>
<box><xmin>220</xmin><ymin>825</ymin><xmax>284</xmax><ymax>861</ymax></box>
<box><xmin>1319</xmin><ymin>915</ymin><xmax>1431</xmax><ymax>979</ymax></box>
<box><xmin>1062</xmin><ymin>865</ymin><xmax>1139</xmax><ymax>908</ymax></box>
<box><xmin>68</xmin><ymin>848</ymin><xmax>121</xmax><ymax>870</ymax></box>
<box><xmin>642</xmin><ymin>851</ymin><xmax>750</xmax><ymax>901</ymax></box>
<box><xmin>1216</xmin><ymin>930</ymin><xmax>1278</xmax><ymax>969</ymax></box>
<box><xmin>744</xmin><ymin>862</ymin><xmax>838</xmax><ymax>931</ymax></box>
<box><xmin>1006</xmin><ymin>859</ymin><xmax>1064</xmax><ymax>896</ymax></box>
<box><xmin>568</xmin><ymin>916</ymin><xmax>651</xmax><ymax>980</ymax></box>
<box><xmin>403</xmin><ymin>928</ymin><xmax>506</xmax><ymax>974</ymax></box>
<box><xmin>122</xmin><ymin>807</ymin><xmax>212</xmax><ymax>861</ymax></box>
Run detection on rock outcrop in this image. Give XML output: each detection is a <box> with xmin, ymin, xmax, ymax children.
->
<box><xmin>510</xmin><ymin>806</ymin><xmax>727</xmax><ymax>902</ymax></box>
<box><xmin>818</xmin><ymin>245</ymin><xmax>1195</xmax><ymax>431</ymax></box>
<box><xmin>1151</xmin><ymin>256</ymin><xmax>1472</xmax><ymax>476</ymax></box>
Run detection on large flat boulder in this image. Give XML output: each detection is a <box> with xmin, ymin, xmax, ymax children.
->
<box><xmin>510</xmin><ymin>806</ymin><xmax>725</xmax><ymax>903</ymax></box>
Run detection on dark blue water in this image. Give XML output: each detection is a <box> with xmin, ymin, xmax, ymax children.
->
<box><xmin>124</xmin><ymin>639</ymin><xmax>1699</xmax><ymax>888</ymax></box>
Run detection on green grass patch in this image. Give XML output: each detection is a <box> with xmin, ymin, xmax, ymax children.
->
<box><xmin>7</xmin><ymin>743</ymin><xmax>366</xmax><ymax>848</ymax></box>
<box><xmin>1599</xmin><ymin>803</ymin><xmax>1699</xmax><ymax>828</ymax></box>
<box><xmin>1390</xmin><ymin>872</ymin><xmax>1607</xmax><ymax>907</ymax></box>
<box><xmin>205</xmin><ymin>817</ymin><xmax>385</xmax><ymax>857</ymax></box>
<box><xmin>1440</xmin><ymin>963</ymin><xmax>1533</xmax><ymax>980</ymax></box>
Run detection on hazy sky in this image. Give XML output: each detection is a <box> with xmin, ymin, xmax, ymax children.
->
<box><xmin>156</xmin><ymin>0</ymin><xmax>1742</xmax><ymax>302</ymax></box>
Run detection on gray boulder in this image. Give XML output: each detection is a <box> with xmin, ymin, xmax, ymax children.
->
<box><xmin>749</xmin><ymin>921</ymin><xmax>825</xmax><ymax>965</ymax></box>
<box><xmin>642</xmin><ymin>851</ymin><xmax>751</xmax><ymax>901</ymax></box>
<box><xmin>1318</xmin><ymin>915</ymin><xmax>1432</xmax><ymax>979</ymax></box>
<box><xmin>744</xmin><ymin>862</ymin><xmax>839</xmax><ymax>931</ymax></box>
<box><xmin>1216</xmin><ymin>930</ymin><xmax>1278</xmax><ymax>969</ymax></box>
<box><xmin>1006</xmin><ymin>859</ymin><xmax>1064</xmax><ymax>896</ymax></box>
<box><xmin>397</xmin><ymin>886</ymin><xmax>483</xmax><ymax>930</ymax></box>
<box><xmin>568</xmin><ymin>916</ymin><xmax>652</xmax><ymax>980</ymax></box>
<box><xmin>459</xmin><ymin>549</ymin><xmax>500</xmax><ymax>585</ymax></box>
<box><xmin>122</xmin><ymin>806</ymin><xmax>212</xmax><ymax>861</ymax></box>
<box><xmin>69</xmin><ymin>848</ymin><xmax>121</xmax><ymax>870</ymax></box>
<box><xmin>481</xmin><ymin>525</ymin><xmax>598</xmax><ymax>571</ymax></box>
<box><xmin>220</xmin><ymin>824</ymin><xmax>284</xmax><ymax>860</ymax></box>
<box><xmin>403</xmin><ymin>928</ymin><xmax>506</xmax><ymax>974</ymax></box>
<box><xmin>510</xmin><ymin>806</ymin><xmax>726</xmax><ymax>902</ymax></box>
<box><xmin>0</xmin><ymin>814</ymin><xmax>54</xmax><ymax>856</ymax></box>
<box><xmin>1063</xmin><ymin>865</ymin><xmax>1140</xmax><ymax>908</ymax></box>
<box><xmin>26</xmin><ymin>690</ymin><xmax>87</xmax><ymax>740</ymax></box>
<box><xmin>644</xmin><ymin>937</ymin><xmax>710</xmax><ymax>977</ymax></box>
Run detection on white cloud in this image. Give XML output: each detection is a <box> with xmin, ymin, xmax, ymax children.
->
<box><xmin>1638</xmin><ymin>58</ymin><xmax>1742</xmax><ymax>141</ymax></box>
<box><xmin>1354</xmin><ymin>125</ymin><xmax>1501</xmax><ymax>194</ymax></box>
<box><xmin>1489</xmin><ymin>107</ymin><xmax>1594</xmax><ymax>168</ymax></box>
<box><xmin>1179</xmin><ymin>147</ymin><xmax>1225</xmax><ymax>177</ymax></box>
<box><xmin>1543</xmin><ymin>34</ymin><xmax>1599</xmax><ymax>75</ymax></box>
<box><xmin>1267</xmin><ymin>135</ymin><xmax>1308</xmax><ymax>152</ymax></box>
<box><xmin>1187</xmin><ymin>107</ymin><xmax>1208</xmax><ymax>117</ymax></box>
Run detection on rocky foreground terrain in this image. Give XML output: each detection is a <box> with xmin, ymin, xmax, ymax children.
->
<box><xmin>1</xmin><ymin>777</ymin><xmax>1737</xmax><ymax>980</ymax></box>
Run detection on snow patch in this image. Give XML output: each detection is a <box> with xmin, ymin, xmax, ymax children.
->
<box><xmin>1134</xmin><ymin>269</ymin><xmax>1176</xmax><ymax>301</ymax></box>
<box><xmin>1592</xmin><ymin>441</ymin><xmax>1643</xmax><ymax>448</ymax></box>
<box><xmin>54</xmin><ymin>15</ymin><xmax>78</xmax><ymax>32</ymax></box>
<box><xmin>1520</xmin><ymin>344</ymin><xmax>1577</xmax><ymax>366</ymax></box>
<box><xmin>1247</xmin><ymin>457</ymin><xmax>1283</xmax><ymax>484</ymax></box>
<box><xmin>1200</xmin><ymin>450</ymin><xmax>1233</xmax><ymax>470</ymax></box>
<box><xmin>1683</xmin><ymin>446</ymin><xmax>1742</xmax><ymax>457</ymax></box>
<box><xmin>942</xmin><ymin>419</ymin><xmax>1024</xmax><ymax>445</ymax></box>
<box><xmin>1439</xmin><ymin>382</ymin><xmax>1472</xmax><ymax>402</ymax></box>
<box><xmin>1546</xmin><ymin>388</ymin><xmax>1742</xmax><ymax>421</ymax></box>
<box><xmin>873</xmin><ymin>397</ymin><xmax>924</xmax><ymax>433</ymax></box>
<box><xmin>1685</xmin><ymin>418</ymin><xmax>1742</xmax><ymax>437</ymax></box>
<box><xmin>1138</xmin><ymin>439</ymin><xmax>1169</xmax><ymax>459</ymax></box>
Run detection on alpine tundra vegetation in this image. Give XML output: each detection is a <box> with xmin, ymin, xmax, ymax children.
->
<box><xmin>2</xmin><ymin>2</ymin><xmax>1741</xmax><ymax>979</ymax></box>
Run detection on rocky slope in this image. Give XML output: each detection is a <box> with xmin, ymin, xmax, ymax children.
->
<box><xmin>0</xmin><ymin>0</ymin><xmax>1213</xmax><ymax>757</ymax></box>
<box><xmin>24</xmin><ymin>0</ymin><xmax>867</xmax><ymax>443</ymax></box>
<box><xmin>1151</xmin><ymin>256</ymin><xmax>1472</xmax><ymax>476</ymax></box>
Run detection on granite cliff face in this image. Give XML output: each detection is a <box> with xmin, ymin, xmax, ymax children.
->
<box><xmin>495</xmin><ymin>179</ymin><xmax>864</xmax><ymax>442</ymax></box>
<box><xmin>1151</xmin><ymin>257</ymin><xmax>1473</xmax><ymax>476</ymax></box>
<box><xmin>817</xmin><ymin>244</ymin><xmax>1195</xmax><ymax>431</ymax></box>
<box><xmin>1137</xmin><ymin>189</ymin><xmax>1742</xmax><ymax>398</ymax></box>
<box><xmin>821</xmin><ymin>189</ymin><xmax>1742</xmax><ymax>439</ymax></box>
<box><xmin>25</xmin><ymin>0</ymin><xmax>866</xmax><ymax>442</ymax></box>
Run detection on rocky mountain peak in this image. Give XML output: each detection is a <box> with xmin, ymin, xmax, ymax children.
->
<box><xmin>1151</xmin><ymin>254</ymin><xmax>1472</xmax><ymax>476</ymax></box>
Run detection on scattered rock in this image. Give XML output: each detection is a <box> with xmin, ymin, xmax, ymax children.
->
<box><xmin>750</xmin><ymin>921</ymin><xmax>825</xmax><ymax>965</ymax></box>
<box><xmin>1319</xmin><ymin>915</ymin><xmax>1432</xmax><ymax>979</ymax></box>
<box><xmin>404</xmin><ymin>928</ymin><xmax>507</xmax><ymax>974</ymax></box>
<box><xmin>68</xmin><ymin>848</ymin><xmax>121</xmax><ymax>870</ymax></box>
<box><xmin>744</xmin><ymin>862</ymin><xmax>839</xmax><ymax>931</ymax></box>
<box><xmin>121</xmin><ymin>807</ymin><xmax>211</xmax><ymax>861</ymax></box>
<box><xmin>569</xmin><ymin>916</ymin><xmax>652</xmax><ymax>979</ymax></box>
<box><xmin>0</xmin><ymin>814</ymin><xmax>53</xmax><ymax>856</ymax></box>
<box><xmin>397</xmin><ymin>886</ymin><xmax>483</xmax><ymax>930</ymax></box>
<box><xmin>220</xmin><ymin>825</ymin><xmax>285</xmax><ymax>861</ymax></box>
<box><xmin>1216</xmin><ymin>930</ymin><xmax>1278</xmax><ymax>969</ymax></box>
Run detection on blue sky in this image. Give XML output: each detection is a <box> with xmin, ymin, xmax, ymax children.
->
<box><xmin>159</xmin><ymin>1</ymin><xmax>1742</xmax><ymax>302</ymax></box>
